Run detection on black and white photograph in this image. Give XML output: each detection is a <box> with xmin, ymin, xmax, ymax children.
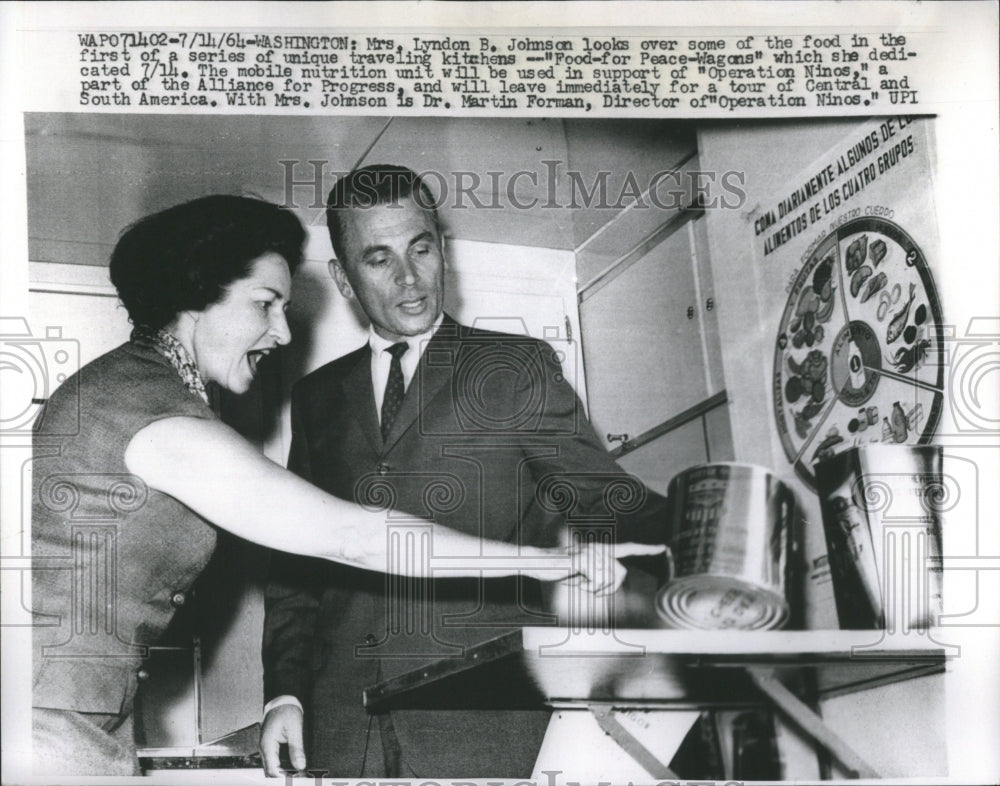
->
<box><xmin>2</xmin><ymin>3</ymin><xmax>998</xmax><ymax>785</ymax></box>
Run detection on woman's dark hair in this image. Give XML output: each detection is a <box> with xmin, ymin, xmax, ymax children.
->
<box><xmin>109</xmin><ymin>195</ymin><xmax>305</xmax><ymax>330</ymax></box>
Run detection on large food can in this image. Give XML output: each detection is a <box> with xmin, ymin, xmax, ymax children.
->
<box><xmin>655</xmin><ymin>463</ymin><xmax>799</xmax><ymax>630</ymax></box>
<box><xmin>815</xmin><ymin>445</ymin><xmax>944</xmax><ymax>630</ymax></box>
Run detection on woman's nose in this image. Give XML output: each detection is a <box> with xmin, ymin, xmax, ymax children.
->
<box><xmin>271</xmin><ymin>311</ymin><xmax>292</xmax><ymax>345</ymax></box>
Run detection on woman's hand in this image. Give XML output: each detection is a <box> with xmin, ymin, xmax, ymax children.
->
<box><xmin>565</xmin><ymin>539</ymin><xmax>668</xmax><ymax>595</ymax></box>
<box><xmin>523</xmin><ymin>540</ymin><xmax>667</xmax><ymax>594</ymax></box>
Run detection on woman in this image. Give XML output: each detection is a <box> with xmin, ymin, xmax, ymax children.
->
<box><xmin>31</xmin><ymin>195</ymin><xmax>657</xmax><ymax>775</ymax></box>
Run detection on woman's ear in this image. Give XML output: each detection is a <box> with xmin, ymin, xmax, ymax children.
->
<box><xmin>176</xmin><ymin>310</ymin><xmax>201</xmax><ymax>329</ymax></box>
<box><xmin>165</xmin><ymin>310</ymin><xmax>199</xmax><ymax>352</ymax></box>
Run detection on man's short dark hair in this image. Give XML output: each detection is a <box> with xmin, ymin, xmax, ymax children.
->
<box><xmin>110</xmin><ymin>195</ymin><xmax>305</xmax><ymax>330</ymax></box>
<box><xmin>326</xmin><ymin>164</ymin><xmax>440</xmax><ymax>263</ymax></box>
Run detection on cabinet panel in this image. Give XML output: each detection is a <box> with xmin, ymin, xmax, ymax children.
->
<box><xmin>704</xmin><ymin>403</ymin><xmax>735</xmax><ymax>462</ymax></box>
<box><xmin>574</xmin><ymin>154</ymin><xmax>700</xmax><ymax>288</ymax></box>
<box><xmin>580</xmin><ymin>228</ymin><xmax>710</xmax><ymax>443</ymax></box>
<box><xmin>616</xmin><ymin>419</ymin><xmax>707</xmax><ymax>495</ymax></box>
<box><xmin>689</xmin><ymin>216</ymin><xmax>726</xmax><ymax>395</ymax></box>
<box><xmin>819</xmin><ymin>675</ymin><xmax>946</xmax><ymax>777</ymax></box>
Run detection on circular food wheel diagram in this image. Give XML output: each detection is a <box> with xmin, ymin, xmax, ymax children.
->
<box><xmin>773</xmin><ymin>216</ymin><xmax>944</xmax><ymax>488</ymax></box>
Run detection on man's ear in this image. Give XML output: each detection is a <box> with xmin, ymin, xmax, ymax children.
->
<box><xmin>438</xmin><ymin>235</ymin><xmax>449</xmax><ymax>273</ymax></box>
<box><xmin>328</xmin><ymin>258</ymin><xmax>354</xmax><ymax>300</ymax></box>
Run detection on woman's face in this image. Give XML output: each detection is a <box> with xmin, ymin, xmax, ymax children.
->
<box><xmin>189</xmin><ymin>252</ymin><xmax>293</xmax><ymax>394</ymax></box>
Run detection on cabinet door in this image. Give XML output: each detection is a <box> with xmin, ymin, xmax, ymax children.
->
<box><xmin>579</xmin><ymin>224</ymin><xmax>711</xmax><ymax>443</ymax></box>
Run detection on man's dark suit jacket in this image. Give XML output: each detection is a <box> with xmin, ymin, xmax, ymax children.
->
<box><xmin>262</xmin><ymin>315</ymin><xmax>666</xmax><ymax>777</ymax></box>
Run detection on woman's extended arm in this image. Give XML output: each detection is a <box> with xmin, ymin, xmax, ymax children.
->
<box><xmin>125</xmin><ymin>416</ymin><xmax>660</xmax><ymax>588</ymax></box>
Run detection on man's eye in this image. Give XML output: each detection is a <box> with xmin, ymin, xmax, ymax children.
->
<box><xmin>366</xmin><ymin>256</ymin><xmax>389</xmax><ymax>267</ymax></box>
<box><xmin>413</xmin><ymin>245</ymin><xmax>430</xmax><ymax>256</ymax></box>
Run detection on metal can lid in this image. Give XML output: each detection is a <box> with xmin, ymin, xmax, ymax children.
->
<box><xmin>655</xmin><ymin>575</ymin><xmax>789</xmax><ymax>631</ymax></box>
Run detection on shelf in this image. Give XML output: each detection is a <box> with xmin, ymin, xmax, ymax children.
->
<box><xmin>362</xmin><ymin>626</ymin><xmax>948</xmax><ymax>780</ymax></box>
<box><xmin>364</xmin><ymin>627</ymin><xmax>950</xmax><ymax>712</ymax></box>
<box><xmin>137</xmin><ymin>723</ymin><xmax>262</xmax><ymax>771</ymax></box>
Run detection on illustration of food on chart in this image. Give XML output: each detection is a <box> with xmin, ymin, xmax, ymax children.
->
<box><xmin>773</xmin><ymin>216</ymin><xmax>943</xmax><ymax>486</ymax></box>
<box><xmin>747</xmin><ymin>116</ymin><xmax>945</xmax><ymax>487</ymax></box>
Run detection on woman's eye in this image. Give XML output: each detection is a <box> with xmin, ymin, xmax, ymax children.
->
<box><xmin>257</xmin><ymin>300</ymin><xmax>273</xmax><ymax>312</ymax></box>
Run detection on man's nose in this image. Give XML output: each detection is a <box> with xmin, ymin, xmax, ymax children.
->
<box><xmin>394</xmin><ymin>257</ymin><xmax>418</xmax><ymax>286</ymax></box>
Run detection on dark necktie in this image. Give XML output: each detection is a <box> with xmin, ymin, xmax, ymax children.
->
<box><xmin>380</xmin><ymin>342</ymin><xmax>409</xmax><ymax>441</ymax></box>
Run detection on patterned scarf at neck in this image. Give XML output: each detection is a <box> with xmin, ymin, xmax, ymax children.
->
<box><xmin>131</xmin><ymin>326</ymin><xmax>209</xmax><ymax>404</ymax></box>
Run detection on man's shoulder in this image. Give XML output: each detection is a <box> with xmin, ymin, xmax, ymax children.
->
<box><xmin>292</xmin><ymin>344</ymin><xmax>368</xmax><ymax>397</ymax></box>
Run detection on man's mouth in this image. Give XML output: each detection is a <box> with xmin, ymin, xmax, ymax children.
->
<box><xmin>246</xmin><ymin>348</ymin><xmax>273</xmax><ymax>375</ymax></box>
<box><xmin>397</xmin><ymin>296</ymin><xmax>427</xmax><ymax>315</ymax></box>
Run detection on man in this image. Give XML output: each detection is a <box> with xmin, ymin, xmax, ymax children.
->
<box><xmin>260</xmin><ymin>165</ymin><xmax>667</xmax><ymax>777</ymax></box>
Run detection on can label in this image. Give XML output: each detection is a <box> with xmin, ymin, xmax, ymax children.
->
<box><xmin>816</xmin><ymin>445</ymin><xmax>943</xmax><ymax>630</ymax></box>
<box><xmin>656</xmin><ymin>463</ymin><xmax>797</xmax><ymax>631</ymax></box>
<box><xmin>675</xmin><ymin>476</ymin><xmax>730</xmax><ymax>574</ymax></box>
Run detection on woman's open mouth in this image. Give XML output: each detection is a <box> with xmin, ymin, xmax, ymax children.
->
<box><xmin>246</xmin><ymin>348</ymin><xmax>272</xmax><ymax>375</ymax></box>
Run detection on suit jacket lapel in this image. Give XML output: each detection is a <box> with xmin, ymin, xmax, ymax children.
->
<box><xmin>381</xmin><ymin>315</ymin><xmax>458</xmax><ymax>452</ymax></box>
<box><xmin>340</xmin><ymin>348</ymin><xmax>383</xmax><ymax>453</ymax></box>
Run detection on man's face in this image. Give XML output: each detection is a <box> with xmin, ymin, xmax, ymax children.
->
<box><xmin>330</xmin><ymin>196</ymin><xmax>445</xmax><ymax>342</ymax></box>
